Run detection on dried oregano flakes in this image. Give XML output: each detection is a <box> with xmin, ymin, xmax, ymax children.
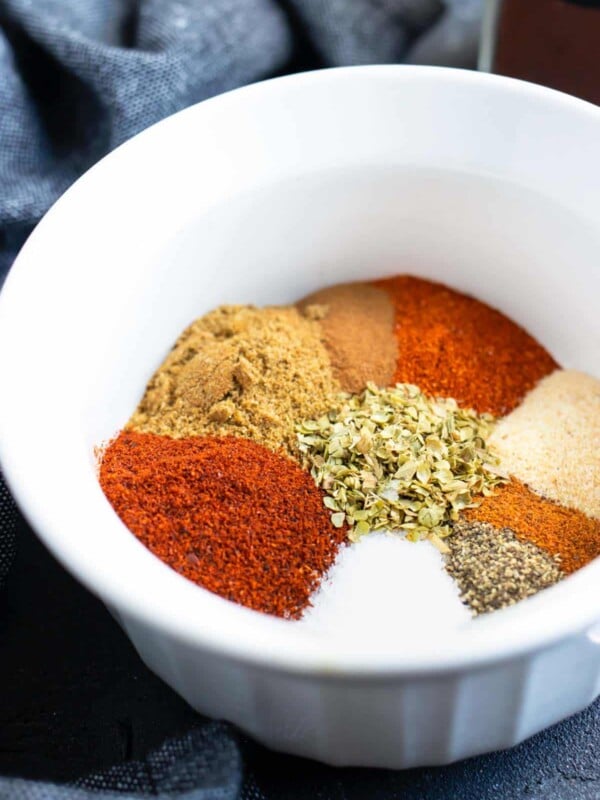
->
<box><xmin>297</xmin><ymin>383</ymin><xmax>507</xmax><ymax>545</ymax></box>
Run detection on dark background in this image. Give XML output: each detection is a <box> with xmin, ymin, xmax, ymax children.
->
<box><xmin>2</xmin><ymin>509</ymin><xmax>600</xmax><ymax>798</ymax></box>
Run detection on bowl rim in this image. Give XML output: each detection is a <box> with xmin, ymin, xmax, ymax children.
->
<box><xmin>1</xmin><ymin>64</ymin><xmax>600</xmax><ymax>678</ymax></box>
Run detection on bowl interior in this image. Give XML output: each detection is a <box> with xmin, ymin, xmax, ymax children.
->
<box><xmin>1</xmin><ymin>66</ymin><xmax>599</xmax><ymax>673</ymax></box>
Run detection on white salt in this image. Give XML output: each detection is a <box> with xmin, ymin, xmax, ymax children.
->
<box><xmin>299</xmin><ymin>532</ymin><xmax>471</xmax><ymax>646</ymax></box>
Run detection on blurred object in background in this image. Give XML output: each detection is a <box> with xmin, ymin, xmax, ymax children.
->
<box><xmin>407</xmin><ymin>0</ymin><xmax>483</xmax><ymax>67</ymax></box>
<box><xmin>481</xmin><ymin>0</ymin><xmax>600</xmax><ymax>105</ymax></box>
<box><xmin>285</xmin><ymin>0</ymin><xmax>444</xmax><ymax>66</ymax></box>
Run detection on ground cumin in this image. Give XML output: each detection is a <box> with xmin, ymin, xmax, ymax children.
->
<box><xmin>297</xmin><ymin>282</ymin><xmax>396</xmax><ymax>393</ymax></box>
<box><xmin>465</xmin><ymin>479</ymin><xmax>600</xmax><ymax>574</ymax></box>
<box><xmin>377</xmin><ymin>275</ymin><xmax>558</xmax><ymax>416</ymax></box>
<box><xmin>490</xmin><ymin>369</ymin><xmax>600</xmax><ymax>519</ymax></box>
<box><xmin>128</xmin><ymin>305</ymin><xmax>340</xmax><ymax>459</ymax></box>
<box><xmin>99</xmin><ymin>431</ymin><xmax>347</xmax><ymax>618</ymax></box>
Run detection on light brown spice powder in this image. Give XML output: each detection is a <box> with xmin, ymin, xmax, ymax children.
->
<box><xmin>127</xmin><ymin>304</ymin><xmax>341</xmax><ymax>459</ymax></box>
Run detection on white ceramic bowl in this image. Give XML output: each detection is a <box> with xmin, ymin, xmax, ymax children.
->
<box><xmin>1</xmin><ymin>66</ymin><xmax>599</xmax><ymax>768</ymax></box>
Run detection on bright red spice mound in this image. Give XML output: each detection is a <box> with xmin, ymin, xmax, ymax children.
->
<box><xmin>376</xmin><ymin>275</ymin><xmax>558</xmax><ymax>416</ymax></box>
<box><xmin>99</xmin><ymin>431</ymin><xmax>346</xmax><ymax>618</ymax></box>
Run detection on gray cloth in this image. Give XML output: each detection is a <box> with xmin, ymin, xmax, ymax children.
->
<box><xmin>0</xmin><ymin>0</ymin><xmax>291</xmax><ymax>276</ymax></box>
<box><xmin>0</xmin><ymin>472</ymin><xmax>16</xmax><ymax>584</ymax></box>
<box><xmin>0</xmin><ymin>725</ymin><xmax>242</xmax><ymax>799</ymax></box>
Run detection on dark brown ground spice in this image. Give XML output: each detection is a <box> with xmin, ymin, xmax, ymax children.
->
<box><xmin>465</xmin><ymin>479</ymin><xmax>600</xmax><ymax>574</ymax></box>
<box><xmin>297</xmin><ymin>282</ymin><xmax>396</xmax><ymax>393</ymax></box>
<box><xmin>376</xmin><ymin>275</ymin><xmax>558</xmax><ymax>416</ymax></box>
<box><xmin>99</xmin><ymin>431</ymin><xmax>347</xmax><ymax>618</ymax></box>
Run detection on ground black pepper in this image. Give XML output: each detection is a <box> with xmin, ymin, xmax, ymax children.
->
<box><xmin>445</xmin><ymin>521</ymin><xmax>564</xmax><ymax>615</ymax></box>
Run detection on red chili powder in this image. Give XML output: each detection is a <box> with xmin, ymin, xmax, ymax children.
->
<box><xmin>99</xmin><ymin>431</ymin><xmax>346</xmax><ymax>618</ymax></box>
<box><xmin>376</xmin><ymin>276</ymin><xmax>558</xmax><ymax>416</ymax></box>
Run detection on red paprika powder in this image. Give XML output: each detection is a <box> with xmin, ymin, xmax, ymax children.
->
<box><xmin>99</xmin><ymin>431</ymin><xmax>346</xmax><ymax>618</ymax></box>
<box><xmin>377</xmin><ymin>276</ymin><xmax>557</xmax><ymax>416</ymax></box>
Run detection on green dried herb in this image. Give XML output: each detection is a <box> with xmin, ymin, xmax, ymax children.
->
<box><xmin>297</xmin><ymin>383</ymin><xmax>507</xmax><ymax>543</ymax></box>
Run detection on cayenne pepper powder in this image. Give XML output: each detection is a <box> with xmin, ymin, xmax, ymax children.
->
<box><xmin>465</xmin><ymin>479</ymin><xmax>600</xmax><ymax>574</ymax></box>
<box><xmin>377</xmin><ymin>276</ymin><xmax>558</xmax><ymax>416</ymax></box>
<box><xmin>99</xmin><ymin>431</ymin><xmax>346</xmax><ymax>618</ymax></box>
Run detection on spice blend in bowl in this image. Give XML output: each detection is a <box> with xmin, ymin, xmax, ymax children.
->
<box><xmin>99</xmin><ymin>275</ymin><xmax>600</xmax><ymax>620</ymax></box>
<box><xmin>4</xmin><ymin>67</ymin><xmax>600</xmax><ymax>768</ymax></box>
